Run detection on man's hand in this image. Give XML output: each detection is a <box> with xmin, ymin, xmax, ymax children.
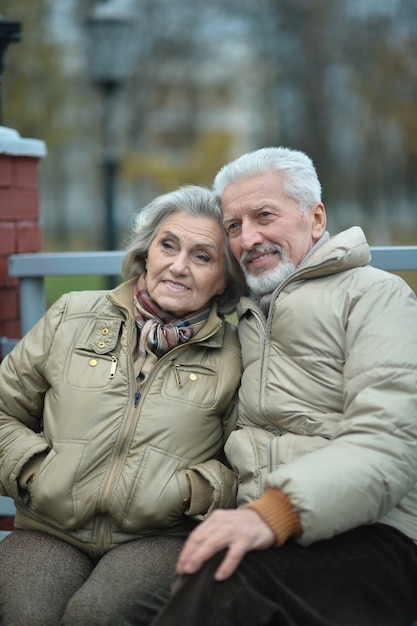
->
<box><xmin>177</xmin><ymin>508</ymin><xmax>275</xmax><ymax>581</ymax></box>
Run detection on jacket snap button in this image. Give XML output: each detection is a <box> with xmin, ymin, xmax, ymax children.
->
<box><xmin>189</xmin><ymin>373</ymin><xmax>198</xmax><ymax>381</ymax></box>
<box><xmin>28</xmin><ymin>474</ymin><xmax>36</xmax><ymax>484</ymax></box>
<box><xmin>98</xmin><ymin>342</ymin><xmax>106</xmax><ymax>349</ymax></box>
<box><xmin>102</xmin><ymin>328</ymin><xmax>109</xmax><ymax>335</ymax></box>
<box><xmin>89</xmin><ymin>359</ymin><xmax>98</xmax><ymax>367</ymax></box>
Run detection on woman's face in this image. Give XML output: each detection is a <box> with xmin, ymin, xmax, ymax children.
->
<box><xmin>145</xmin><ymin>212</ymin><xmax>227</xmax><ymax>317</ymax></box>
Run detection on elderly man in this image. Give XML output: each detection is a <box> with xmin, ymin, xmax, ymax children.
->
<box><xmin>152</xmin><ymin>147</ymin><xmax>417</xmax><ymax>626</ymax></box>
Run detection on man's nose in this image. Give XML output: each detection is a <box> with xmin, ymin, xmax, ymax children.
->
<box><xmin>240</xmin><ymin>221</ymin><xmax>263</xmax><ymax>250</ymax></box>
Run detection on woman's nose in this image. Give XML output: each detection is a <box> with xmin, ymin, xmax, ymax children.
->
<box><xmin>170</xmin><ymin>254</ymin><xmax>189</xmax><ymax>274</ymax></box>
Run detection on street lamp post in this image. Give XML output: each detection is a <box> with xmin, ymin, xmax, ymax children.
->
<box><xmin>0</xmin><ymin>19</ymin><xmax>21</xmax><ymax>125</ymax></box>
<box><xmin>86</xmin><ymin>0</ymin><xmax>139</xmax><ymax>257</ymax></box>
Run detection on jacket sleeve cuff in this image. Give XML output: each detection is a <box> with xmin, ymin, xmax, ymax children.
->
<box><xmin>246</xmin><ymin>488</ymin><xmax>303</xmax><ymax>546</ymax></box>
<box><xmin>185</xmin><ymin>469</ymin><xmax>214</xmax><ymax>516</ymax></box>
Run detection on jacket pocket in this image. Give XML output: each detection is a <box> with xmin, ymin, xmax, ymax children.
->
<box><xmin>65</xmin><ymin>349</ymin><xmax>119</xmax><ymax>389</ymax></box>
<box><xmin>162</xmin><ymin>362</ymin><xmax>220</xmax><ymax>408</ymax></box>
<box><xmin>25</xmin><ymin>440</ymin><xmax>93</xmax><ymax>529</ymax></box>
<box><xmin>116</xmin><ymin>445</ymin><xmax>190</xmax><ymax>533</ymax></box>
<box><xmin>64</xmin><ymin>319</ymin><xmax>122</xmax><ymax>389</ymax></box>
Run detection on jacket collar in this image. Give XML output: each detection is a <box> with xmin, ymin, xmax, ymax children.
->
<box><xmin>107</xmin><ymin>277</ymin><xmax>225</xmax><ymax>348</ymax></box>
<box><xmin>296</xmin><ymin>226</ymin><xmax>370</xmax><ymax>279</ymax></box>
<box><xmin>237</xmin><ymin>227</ymin><xmax>371</xmax><ymax>319</ymax></box>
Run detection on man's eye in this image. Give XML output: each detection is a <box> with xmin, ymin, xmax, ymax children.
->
<box><xmin>226</xmin><ymin>222</ymin><xmax>241</xmax><ymax>237</ymax></box>
<box><xmin>258</xmin><ymin>210</ymin><xmax>272</xmax><ymax>219</ymax></box>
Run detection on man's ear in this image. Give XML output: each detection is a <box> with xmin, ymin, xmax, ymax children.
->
<box><xmin>311</xmin><ymin>202</ymin><xmax>326</xmax><ymax>240</ymax></box>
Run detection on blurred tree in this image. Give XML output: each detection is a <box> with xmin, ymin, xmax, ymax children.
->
<box><xmin>344</xmin><ymin>4</ymin><xmax>417</xmax><ymax>221</ymax></box>
<box><xmin>119</xmin><ymin>0</ymin><xmax>262</xmax><ymax>193</ymax></box>
<box><xmin>2</xmin><ymin>0</ymin><xmax>104</xmax><ymax>246</ymax></box>
<box><xmin>2</xmin><ymin>0</ymin><xmax>416</xmax><ymax>250</ymax></box>
<box><xmin>230</xmin><ymin>0</ymin><xmax>417</xmax><ymax>241</ymax></box>
<box><xmin>2</xmin><ymin>0</ymin><xmax>77</xmax><ymax>149</ymax></box>
<box><xmin>122</xmin><ymin>130</ymin><xmax>234</xmax><ymax>190</ymax></box>
<box><xmin>246</xmin><ymin>0</ymin><xmax>340</xmax><ymax>174</ymax></box>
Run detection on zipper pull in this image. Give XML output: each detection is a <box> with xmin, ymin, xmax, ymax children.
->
<box><xmin>109</xmin><ymin>355</ymin><xmax>118</xmax><ymax>379</ymax></box>
<box><xmin>134</xmin><ymin>392</ymin><xmax>141</xmax><ymax>407</ymax></box>
<box><xmin>173</xmin><ymin>363</ymin><xmax>182</xmax><ymax>387</ymax></box>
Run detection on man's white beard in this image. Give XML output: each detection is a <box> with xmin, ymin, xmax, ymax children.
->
<box><xmin>241</xmin><ymin>245</ymin><xmax>296</xmax><ymax>299</ymax></box>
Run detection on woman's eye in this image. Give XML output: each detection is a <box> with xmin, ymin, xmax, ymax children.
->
<box><xmin>161</xmin><ymin>240</ymin><xmax>174</xmax><ymax>250</ymax></box>
<box><xmin>195</xmin><ymin>253</ymin><xmax>211</xmax><ymax>263</ymax></box>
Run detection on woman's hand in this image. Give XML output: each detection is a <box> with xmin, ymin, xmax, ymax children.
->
<box><xmin>176</xmin><ymin>508</ymin><xmax>275</xmax><ymax>581</ymax></box>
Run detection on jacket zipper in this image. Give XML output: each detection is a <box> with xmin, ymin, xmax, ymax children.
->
<box><xmin>100</xmin><ymin>320</ymin><xmax>223</xmax><ymax>520</ymax></box>
<box><xmin>109</xmin><ymin>355</ymin><xmax>118</xmax><ymax>379</ymax></box>
<box><xmin>173</xmin><ymin>363</ymin><xmax>182</xmax><ymax>387</ymax></box>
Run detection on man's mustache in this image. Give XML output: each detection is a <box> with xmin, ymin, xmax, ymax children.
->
<box><xmin>240</xmin><ymin>244</ymin><xmax>283</xmax><ymax>268</ymax></box>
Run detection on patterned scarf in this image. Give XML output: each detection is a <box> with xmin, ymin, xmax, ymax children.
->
<box><xmin>133</xmin><ymin>275</ymin><xmax>211</xmax><ymax>389</ymax></box>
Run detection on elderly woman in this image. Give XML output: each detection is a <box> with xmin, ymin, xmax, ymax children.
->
<box><xmin>0</xmin><ymin>185</ymin><xmax>244</xmax><ymax>626</ymax></box>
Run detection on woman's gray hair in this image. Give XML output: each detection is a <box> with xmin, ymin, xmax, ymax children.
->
<box><xmin>122</xmin><ymin>184</ymin><xmax>245</xmax><ymax>314</ymax></box>
<box><xmin>213</xmin><ymin>146</ymin><xmax>322</xmax><ymax>215</ymax></box>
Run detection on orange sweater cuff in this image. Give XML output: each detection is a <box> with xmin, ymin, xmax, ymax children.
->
<box><xmin>246</xmin><ymin>488</ymin><xmax>303</xmax><ymax>546</ymax></box>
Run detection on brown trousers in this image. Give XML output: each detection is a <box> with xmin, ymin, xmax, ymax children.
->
<box><xmin>0</xmin><ymin>530</ymin><xmax>184</xmax><ymax>626</ymax></box>
<box><xmin>152</xmin><ymin>524</ymin><xmax>417</xmax><ymax>626</ymax></box>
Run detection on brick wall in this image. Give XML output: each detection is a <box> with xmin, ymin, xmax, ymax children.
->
<box><xmin>0</xmin><ymin>127</ymin><xmax>47</xmax><ymax>348</ymax></box>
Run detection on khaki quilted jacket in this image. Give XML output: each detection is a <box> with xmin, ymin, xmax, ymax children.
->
<box><xmin>0</xmin><ymin>278</ymin><xmax>242</xmax><ymax>556</ymax></box>
<box><xmin>226</xmin><ymin>227</ymin><xmax>417</xmax><ymax>545</ymax></box>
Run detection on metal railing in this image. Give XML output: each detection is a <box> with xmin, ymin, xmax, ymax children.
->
<box><xmin>8</xmin><ymin>251</ymin><xmax>123</xmax><ymax>336</ymax></box>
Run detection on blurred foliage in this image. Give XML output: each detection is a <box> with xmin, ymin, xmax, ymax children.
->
<box><xmin>1</xmin><ymin>0</ymin><xmax>416</xmax><ymax>251</ymax></box>
<box><xmin>2</xmin><ymin>0</ymin><xmax>76</xmax><ymax>150</ymax></box>
<box><xmin>45</xmin><ymin>274</ymin><xmax>107</xmax><ymax>307</ymax></box>
<box><xmin>121</xmin><ymin>131</ymin><xmax>234</xmax><ymax>190</ymax></box>
<box><xmin>395</xmin><ymin>272</ymin><xmax>417</xmax><ymax>295</ymax></box>
<box><xmin>248</xmin><ymin>0</ymin><xmax>417</xmax><ymax>217</ymax></box>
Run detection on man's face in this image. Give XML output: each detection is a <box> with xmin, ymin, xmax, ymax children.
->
<box><xmin>222</xmin><ymin>170</ymin><xmax>326</xmax><ymax>296</ymax></box>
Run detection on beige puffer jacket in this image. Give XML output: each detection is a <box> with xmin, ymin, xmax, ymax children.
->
<box><xmin>0</xmin><ymin>278</ymin><xmax>242</xmax><ymax>557</ymax></box>
<box><xmin>225</xmin><ymin>227</ymin><xmax>417</xmax><ymax>545</ymax></box>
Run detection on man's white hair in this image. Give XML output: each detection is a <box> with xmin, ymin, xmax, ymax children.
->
<box><xmin>213</xmin><ymin>146</ymin><xmax>322</xmax><ymax>214</ymax></box>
